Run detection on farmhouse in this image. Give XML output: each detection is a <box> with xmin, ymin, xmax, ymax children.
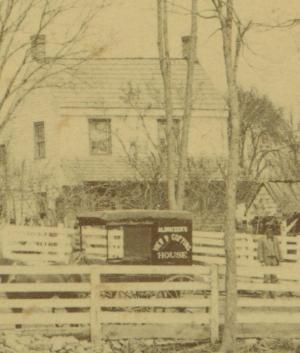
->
<box><xmin>0</xmin><ymin>35</ymin><xmax>227</xmax><ymax>224</ymax></box>
<box><xmin>246</xmin><ymin>181</ymin><xmax>300</xmax><ymax>235</ymax></box>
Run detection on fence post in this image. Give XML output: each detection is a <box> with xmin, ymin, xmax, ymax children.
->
<box><xmin>210</xmin><ymin>264</ymin><xmax>219</xmax><ymax>343</ymax></box>
<box><xmin>90</xmin><ymin>266</ymin><xmax>101</xmax><ymax>346</ymax></box>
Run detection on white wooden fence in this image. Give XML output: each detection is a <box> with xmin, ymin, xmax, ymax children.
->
<box><xmin>2</xmin><ymin>264</ymin><xmax>300</xmax><ymax>343</ymax></box>
<box><xmin>0</xmin><ymin>225</ymin><xmax>118</xmax><ymax>264</ymax></box>
<box><xmin>193</xmin><ymin>231</ymin><xmax>300</xmax><ymax>265</ymax></box>
<box><xmin>0</xmin><ymin>265</ymin><xmax>216</xmax><ymax>343</ymax></box>
<box><xmin>193</xmin><ymin>231</ymin><xmax>257</xmax><ymax>265</ymax></box>
<box><xmin>0</xmin><ymin>225</ymin><xmax>73</xmax><ymax>264</ymax></box>
<box><xmin>80</xmin><ymin>226</ymin><xmax>107</xmax><ymax>262</ymax></box>
<box><xmin>1</xmin><ymin>225</ymin><xmax>300</xmax><ymax>266</ymax></box>
<box><xmin>235</xmin><ymin>265</ymin><xmax>300</xmax><ymax>336</ymax></box>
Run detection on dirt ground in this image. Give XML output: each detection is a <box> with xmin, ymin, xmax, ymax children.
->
<box><xmin>0</xmin><ymin>331</ymin><xmax>299</xmax><ymax>353</ymax></box>
<box><xmin>177</xmin><ymin>339</ymin><xmax>298</xmax><ymax>353</ymax></box>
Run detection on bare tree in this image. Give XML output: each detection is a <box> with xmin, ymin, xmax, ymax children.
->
<box><xmin>157</xmin><ymin>0</ymin><xmax>177</xmax><ymax>209</ymax></box>
<box><xmin>209</xmin><ymin>1</ymin><xmax>250</xmax><ymax>352</ymax></box>
<box><xmin>157</xmin><ymin>0</ymin><xmax>199</xmax><ymax>210</ymax></box>
<box><xmin>162</xmin><ymin>4</ymin><xmax>300</xmax><ymax>351</ymax></box>
<box><xmin>177</xmin><ymin>0</ymin><xmax>198</xmax><ymax>210</ymax></box>
<box><xmin>0</xmin><ymin>0</ymin><xmax>109</xmax><ymax>134</ymax></box>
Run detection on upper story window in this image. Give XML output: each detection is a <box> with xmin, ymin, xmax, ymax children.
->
<box><xmin>157</xmin><ymin>119</ymin><xmax>181</xmax><ymax>153</ymax></box>
<box><xmin>89</xmin><ymin>119</ymin><xmax>111</xmax><ymax>155</ymax></box>
<box><xmin>34</xmin><ymin>122</ymin><xmax>45</xmax><ymax>159</ymax></box>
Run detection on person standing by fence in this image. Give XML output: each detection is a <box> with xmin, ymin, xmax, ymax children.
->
<box><xmin>258</xmin><ymin>225</ymin><xmax>282</xmax><ymax>297</ymax></box>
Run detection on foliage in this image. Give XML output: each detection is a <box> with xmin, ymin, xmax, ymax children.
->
<box><xmin>186</xmin><ymin>158</ymin><xmax>225</xmax><ymax>212</ymax></box>
<box><xmin>57</xmin><ymin>157</ymin><xmax>227</xmax><ymax>227</ymax></box>
<box><xmin>238</xmin><ymin>87</ymin><xmax>292</xmax><ymax>180</ymax></box>
<box><xmin>57</xmin><ymin>181</ymin><xmax>168</xmax><ymax>222</ymax></box>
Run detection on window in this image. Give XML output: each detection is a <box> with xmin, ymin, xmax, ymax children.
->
<box><xmin>89</xmin><ymin>119</ymin><xmax>111</xmax><ymax>155</ymax></box>
<box><xmin>34</xmin><ymin>122</ymin><xmax>45</xmax><ymax>159</ymax></box>
<box><xmin>157</xmin><ymin>119</ymin><xmax>181</xmax><ymax>153</ymax></box>
<box><xmin>0</xmin><ymin>145</ymin><xmax>7</xmax><ymax>166</ymax></box>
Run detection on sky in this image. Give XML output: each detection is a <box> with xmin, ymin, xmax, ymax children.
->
<box><xmin>80</xmin><ymin>0</ymin><xmax>300</xmax><ymax>121</ymax></box>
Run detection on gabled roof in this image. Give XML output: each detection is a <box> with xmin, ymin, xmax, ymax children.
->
<box><xmin>248</xmin><ymin>181</ymin><xmax>300</xmax><ymax>214</ymax></box>
<box><xmin>51</xmin><ymin>58</ymin><xmax>226</xmax><ymax>111</ymax></box>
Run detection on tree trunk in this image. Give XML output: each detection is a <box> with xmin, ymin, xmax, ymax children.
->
<box><xmin>219</xmin><ymin>1</ymin><xmax>239</xmax><ymax>352</ymax></box>
<box><xmin>3</xmin><ymin>150</ymin><xmax>9</xmax><ymax>223</ymax></box>
<box><xmin>177</xmin><ymin>0</ymin><xmax>198</xmax><ymax>210</ymax></box>
<box><xmin>221</xmin><ymin>94</ymin><xmax>239</xmax><ymax>353</ymax></box>
<box><xmin>239</xmin><ymin>131</ymin><xmax>245</xmax><ymax>170</ymax></box>
<box><xmin>157</xmin><ymin>0</ymin><xmax>177</xmax><ymax>209</ymax></box>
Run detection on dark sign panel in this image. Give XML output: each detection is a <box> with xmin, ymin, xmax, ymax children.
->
<box><xmin>151</xmin><ymin>220</ymin><xmax>192</xmax><ymax>265</ymax></box>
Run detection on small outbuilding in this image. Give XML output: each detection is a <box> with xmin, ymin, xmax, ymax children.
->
<box><xmin>246</xmin><ymin>181</ymin><xmax>300</xmax><ymax>235</ymax></box>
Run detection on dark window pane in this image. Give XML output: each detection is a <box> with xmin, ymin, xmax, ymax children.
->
<box><xmin>89</xmin><ymin>119</ymin><xmax>111</xmax><ymax>154</ymax></box>
<box><xmin>34</xmin><ymin>122</ymin><xmax>45</xmax><ymax>159</ymax></box>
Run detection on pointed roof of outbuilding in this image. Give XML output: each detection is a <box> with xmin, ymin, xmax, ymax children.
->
<box><xmin>248</xmin><ymin>181</ymin><xmax>300</xmax><ymax>214</ymax></box>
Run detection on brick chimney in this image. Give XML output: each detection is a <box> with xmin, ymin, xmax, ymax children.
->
<box><xmin>30</xmin><ymin>34</ymin><xmax>46</xmax><ymax>62</ymax></box>
<box><xmin>182</xmin><ymin>35</ymin><xmax>191</xmax><ymax>59</ymax></box>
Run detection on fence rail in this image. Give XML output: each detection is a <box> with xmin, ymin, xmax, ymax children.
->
<box><xmin>193</xmin><ymin>231</ymin><xmax>300</xmax><ymax>265</ymax></box>
<box><xmin>3</xmin><ymin>226</ymin><xmax>300</xmax><ymax>342</ymax></box>
<box><xmin>0</xmin><ymin>225</ymin><xmax>73</xmax><ymax>264</ymax></box>
<box><xmin>0</xmin><ymin>264</ymin><xmax>217</xmax><ymax>344</ymax></box>
<box><xmin>1</xmin><ymin>264</ymin><xmax>300</xmax><ymax>343</ymax></box>
<box><xmin>1</xmin><ymin>225</ymin><xmax>300</xmax><ymax>267</ymax></box>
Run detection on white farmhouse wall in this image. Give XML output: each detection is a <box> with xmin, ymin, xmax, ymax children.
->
<box><xmin>57</xmin><ymin>112</ymin><xmax>227</xmax><ymax>162</ymax></box>
<box><xmin>7</xmin><ymin>89</ymin><xmax>60</xmax><ymax>164</ymax></box>
<box><xmin>21</xmin><ymin>106</ymin><xmax>227</xmax><ymax>185</ymax></box>
<box><xmin>189</xmin><ymin>116</ymin><xmax>227</xmax><ymax>157</ymax></box>
<box><xmin>1</xmin><ymin>96</ymin><xmax>227</xmax><ymax>185</ymax></box>
<box><xmin>0</xmin><ymin>88</ymin><xmax>64</xmax><ymax>223</ymax></box>
<box><xmin>57</xmin><ymin>114</ymin><xmax>146</xmax><ymax>159</ymax></box>
<box><xmin>0</xmin><ymin>83</ymin><xmax>227</xmax><ymax>223</ymax></box>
